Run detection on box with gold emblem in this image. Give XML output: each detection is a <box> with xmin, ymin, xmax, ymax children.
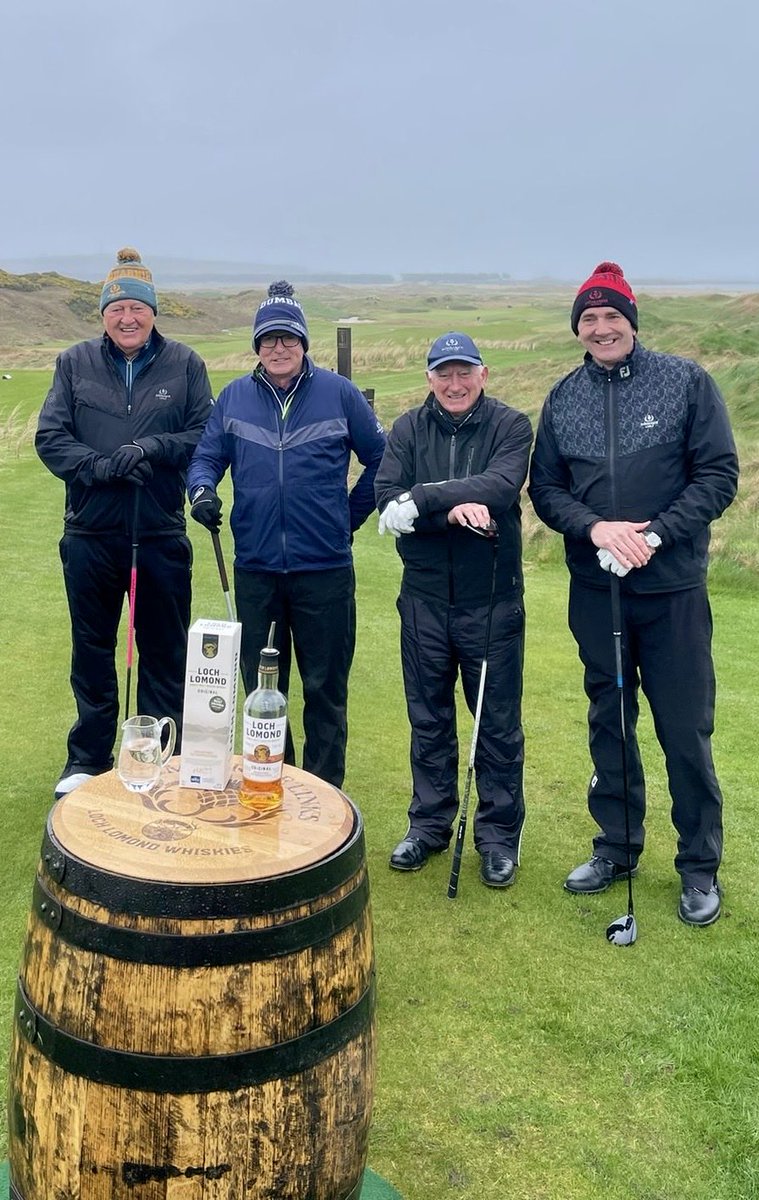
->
<box><xmin>179</xmin><ymin>618</ymin><xmax>241</xmax><ymax>790</ymax></box>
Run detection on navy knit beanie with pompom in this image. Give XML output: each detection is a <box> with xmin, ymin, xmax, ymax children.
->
<box><xmin>252</xmin><ymin>281</ymin><xmax>309</xmax><ymax>351</ymax></box>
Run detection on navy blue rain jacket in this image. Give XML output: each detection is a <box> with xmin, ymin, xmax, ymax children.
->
<box><xmin>187</xmin><ymin>357</ymin><xmax>387</xmax><ymax>572</ymax></box>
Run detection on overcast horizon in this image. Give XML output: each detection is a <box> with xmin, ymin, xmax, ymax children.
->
<box><xmin>3</xmin><ymin>0</ymin><xmax>758</xmax><ymax>284</ymax></box>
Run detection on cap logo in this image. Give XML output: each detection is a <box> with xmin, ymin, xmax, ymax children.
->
<box><xmin>588</xmin><ymin>289</ymin><xmax>603</xmax><ymax>300</ymax></box>
<box><xmin>444</xmin><ymin>337</ymin><xmax>462</xmax><ymax>349</ymax></box>
<box><xmin>108</xmin><ymin>283</ymin><xmax>124</xmax><ymax>297</ymax></box>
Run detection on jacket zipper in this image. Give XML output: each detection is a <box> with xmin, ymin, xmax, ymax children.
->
<box><xmin>259</xmin><ymin>369</ymin><xmax>309</xmax><ymax>572</ymax></box>
<box><xmin>606</xmin><ymin>371</ymin><xmax>619</xmax><ymax>519</ymax></box>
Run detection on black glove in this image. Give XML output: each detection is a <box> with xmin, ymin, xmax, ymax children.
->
<box><xmin>129</xmin><ymin>459</ymin><xmax>154</xmax><ymax>487</ymax></box>
<box><xmin>92</xmin><ymin>456</ymin><xmax>114</xmax><ymax>484</ymax></box>
<box><xmin>110</xmin><ymin>443</ymin><xmax>145</xmax><ymax>478</ymax></box>
<box><xmin>190</xmin><ymin>485</ymin><xmax>222</xmax><ymax>531</ymax></box>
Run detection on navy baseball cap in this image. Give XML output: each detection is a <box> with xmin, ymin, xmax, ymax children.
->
<box><xmin>427</xmin><ymin>332</ymin><xmax>483</xmax><ymax>370</ymax></box>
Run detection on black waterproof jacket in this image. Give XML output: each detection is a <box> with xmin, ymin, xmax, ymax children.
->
<box><xmin>36</xmin><ymin>331</ymin><xmax>213</xmax><ymax>537</ymax></box>
<box><xmin>375</xmin><ymin>392</ymin><xmax>533</xmax><ymax>605</ymax></box>
<box><xmin>528</xmin><ymin>341</ymin><xmax>739</xmax><ymax>592</ymax></box>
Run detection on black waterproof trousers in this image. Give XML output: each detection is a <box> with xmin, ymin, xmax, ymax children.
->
<box><xmin>234</xmin><ymin>566</ymin><xmax>356</xmax><ymax>788</ymax></box>
<box><xmin>568</xmin><ymin>579</ymin><xmax>723</xmax><ymax>890</ymax></box>
<box><xmin>398</xmin><ymin>590</ymin><xmax>526</xmax><ymax>854</ymax></box>
<box><xmin>60</xmin><ymin>531</ymin><xmax>192</xmax><ymax>773</ymax></box>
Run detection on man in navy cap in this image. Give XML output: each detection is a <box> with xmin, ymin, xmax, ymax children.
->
<box><xmin>188</xmin><ymin>281</ymin><xmax>386</xmax><ymax>788</ymax></box>
<box><xmin>375</xmin><ymin>333</ymin><xmax>533</xmax><ymax>887</ymax></box>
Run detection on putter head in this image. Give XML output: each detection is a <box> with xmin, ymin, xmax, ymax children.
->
<box><xmin>465</xmin><ymin>519</ymin><xmax>499</xmax><ymax>539</ymax></box>
<box><xmin>606</xmin><ymin>914</ymin><xmax>638</xmax><ymax>946</ymax></box>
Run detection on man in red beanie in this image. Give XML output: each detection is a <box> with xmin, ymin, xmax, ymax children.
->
<box><xmin>529</xmin><ymin>262</ymin><xmax>738</xmax><ymax>927</ymax></box>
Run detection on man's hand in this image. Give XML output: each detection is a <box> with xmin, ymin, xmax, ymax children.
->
<box><xmin>190</xmin><ymin>485</ymin><xmax>222</xmax><ymax>531</ymax></box>
<box><xmin>92</xmin><ymin>456</ymin><xmax>114</xmax><ymax>484</ymax></box>
<box><xmin>378</xmin><ymin>495</ymin><xmax>419</xmax><ymax>537</ymax></box>
<box><xmin>129</xmin><ymin>460</ymin><xmax>153</xmax><ymax>486</ymax></box>
<box><xmin>448</xmin><ymin>503</ymin><xmax>493</xmax><ymax>532</ymax></box>
<box><xmin>590</xmin><ymin>520</ymin><xmax>654</xmax><ymax>571</ymax></box>
<box><xmin>110</xmin><ymin>443</ymin><xmax>145</xmax><ymax>478</ymax></box>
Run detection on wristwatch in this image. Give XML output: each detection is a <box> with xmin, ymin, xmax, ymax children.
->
<box><xmin>397</xmin><ymin>492</ymin><xmax>412</xmax><ymax>504</ymax></box>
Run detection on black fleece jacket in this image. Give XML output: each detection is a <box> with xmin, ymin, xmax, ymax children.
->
<box><xmin>528</xmin><ymin>341</ymin><xmax>739</xmax><ymax>592</ymax></box>
<box><xmin>375</xmin><ymin>392</ymin><xmax>533</xmax><ymax>605</ymax></box>
<box><xmin>36</xmin><ymin>331</ymin><xmax>212</xmax><ymax>538</ymax></box>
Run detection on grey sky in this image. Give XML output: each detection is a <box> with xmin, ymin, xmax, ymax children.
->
<box><xmin>2</xmin><ymin>0</ymin><xmax>757</xmax><ymax>280</ymax></box>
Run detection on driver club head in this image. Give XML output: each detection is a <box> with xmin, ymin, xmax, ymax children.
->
<box><xmin>465</xmin><ymin>519</ymin><xmax>499</xmax><ymax>539</ymax></box>
<box><xmin>606</xmin><ymin>914</ymin><xmax>638</xmax><ymax>946</ymax></box>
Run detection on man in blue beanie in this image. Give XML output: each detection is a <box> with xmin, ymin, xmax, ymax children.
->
<box><xmin>36</xmin><ymin>248</ymin><xmax>213</xmax><ymax>799</ymax></box>
<box><xmin>188</xmin><ymin>281</ymin><xmax>387</xmax><ymax>788</ymax></box>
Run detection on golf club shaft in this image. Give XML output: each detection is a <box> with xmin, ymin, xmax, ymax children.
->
<box><xmin>447</xmin><ymin>657</ymin><xmax>488</xmax><ymax>898</ymax></box>
<box><xmin>610</xmin><ymin>575</ymin><xmax>635</xmax><ymax>918</ymax></box>
<box><xmin>447</xmin><ymin>536</ymin><xmax>499</xmax><ymax>899</ymax></box>
<box><xmin>124</xmin><ymin>486</ymin><xmax>140</xmax><ymax>720</ymax></box>
<box><xmin>210</xmin><ymin>528</ymin><xmax>235</xmax><ymax>622</ymax></box>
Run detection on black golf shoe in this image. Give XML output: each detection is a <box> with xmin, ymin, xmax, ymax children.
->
<box><xmin>479</xmin><ymin>851</ymin><xmax>517</xmax><ymax>888</ymax></box>
<box><xmin>564</xmin><ymin>855</ymin><xmax>638</xmax><ymax>894</ymax></box>
<box><xmin>389</xmin><ymin>836</ymin><xmax>443</xmax><ymax>872</ymax></box>
<box><xmin>678</xmin><ymin>880</ymin><xmax>721</xmax><ymax>927</ymax></box>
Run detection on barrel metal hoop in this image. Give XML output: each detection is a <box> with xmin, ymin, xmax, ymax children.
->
<box><xmin>14</xmin><ymin>974</ymin><xmax>375</xmax><ymax>1094</ymax></box>
<box><xmin>40</xmin><ymin>810</ymin><xmax>365</xmax><ymax>918</ymax></box>
<box><xmin>32</xmin><ymin>872</ymin><xmax>369</xmax><ymax>966</ymax></box>
<box><xmin>9</xmin><ymin>1167</ymin><xmax>365</xmax><ymax>1199</ymax></box>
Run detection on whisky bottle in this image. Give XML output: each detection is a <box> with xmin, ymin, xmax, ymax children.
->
<box><xmin>241</xmin><ymin>644</ymin><xmax>287</xmax><ymax>812</ymax></box>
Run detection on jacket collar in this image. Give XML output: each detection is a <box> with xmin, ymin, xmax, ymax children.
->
<box><xmin>584</xmin><ymin>338</ymin><xmax>642</xmax><ymax>381</ymax></box>
<box><xmin>424</xmin><ymin>390</ymin><xmax>485</xmax><ymax>434</ymax></box>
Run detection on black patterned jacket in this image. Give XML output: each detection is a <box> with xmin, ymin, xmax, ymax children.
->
<box><xmin>528</xmin><ymin>341</ymin><xmax>738</xmax><ymax>593</ymax></box>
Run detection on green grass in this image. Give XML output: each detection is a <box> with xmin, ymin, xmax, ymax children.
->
<box><xmin>2</xmin><ymin>289</ymin><xmax>759</xmax><ymax>1198</ymax></box>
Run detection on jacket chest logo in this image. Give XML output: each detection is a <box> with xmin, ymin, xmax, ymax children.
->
<box><xmin>155</xmin><ymin>387</ymin><xmax>171</xmax><ymax>402</ymax></box>
<box><xmin>640</xmin><ymin>412</ymin><xmax>658</xmax><ymax>430</ymax></box>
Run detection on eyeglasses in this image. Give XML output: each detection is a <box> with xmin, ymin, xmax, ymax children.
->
<box><xmin>258</xmin><ymin>333</ymin><xmax>302</xmax><ymax>349</ymax></box>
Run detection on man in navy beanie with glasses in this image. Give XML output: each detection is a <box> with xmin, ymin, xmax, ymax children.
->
<box><xmin>187</xmin><ymin>281</ymin><xmax>386</xmax><ymax>788</ymax></box>
<box><xmin>529</xmin><ymin>261</ymin><xmax>739</xmax><ymax>927</ymax></box>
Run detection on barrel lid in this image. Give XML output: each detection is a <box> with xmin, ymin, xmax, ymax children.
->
<box><xmin>49</xmin><ymin>759</ymin><xmax>355</xmax><ymax>886</ymax></box>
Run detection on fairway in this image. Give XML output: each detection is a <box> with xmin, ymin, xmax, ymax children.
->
<box><xmin>1</xmin><ymin>286</ymin><xmax>758</xmax><ymax>1199</ymax></box>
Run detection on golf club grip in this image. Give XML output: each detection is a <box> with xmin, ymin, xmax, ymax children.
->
<box><xmin>211</xmin><ymin>530</ymin><xmax>230</xmax><ymax>591</ymax></box>
<box><xmin>211</xmin><ymin>529</ymin><xmax>235</xmax><ymax>622</ymax></box>
<box><xmin>447</xmin><ymin>823</ymin><xmax>466</xmax><ymax>898</ymax></box>
<box><xmin>126</xmin><ymin>569</ymin><xmax>137</xmax><ymax>667</ymax></box>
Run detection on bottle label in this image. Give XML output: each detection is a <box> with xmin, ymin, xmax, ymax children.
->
<box><xmin>243</xmin><ymin>715</ymin><xmax>287</xmax><ymax>782</ymax></box>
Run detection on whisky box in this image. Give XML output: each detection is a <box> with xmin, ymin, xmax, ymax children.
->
<box><xmin>179</xmin><ymin>619</ymin><xmax>241</xmax><ymax>790</ymax></box>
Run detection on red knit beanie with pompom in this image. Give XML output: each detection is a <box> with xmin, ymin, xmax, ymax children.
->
<box><xmin>570</xmin><ymin>261</ymin><xmax>638</xmax><ymax>334</ymax></box>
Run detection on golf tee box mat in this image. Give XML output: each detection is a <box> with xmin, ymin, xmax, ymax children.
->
<box><xmin>6</xmin><ymin>760</ymin><xmax>377</xmax><ymax>1199</ymax></box>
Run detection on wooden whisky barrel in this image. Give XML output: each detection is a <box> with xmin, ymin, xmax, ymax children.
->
<box><xmin>7</xmin><ymin>760</ymin><xmax>375</xmax><ymax>1200</ymax></box>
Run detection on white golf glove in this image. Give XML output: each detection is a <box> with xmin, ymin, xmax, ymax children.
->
<box><xmin>378</xmin><ymin>495</ymin><xmax>419</xmax><ymax>538</ymax></box>
<box><xmin>644</xmin><ymin>531</ymin><xmax>662</xmax><ymax>549</ymax></box>
<box><xmin>597</xmin><ymin>548</ymin><xmax>630</xmax><ymax>577</ymax></box>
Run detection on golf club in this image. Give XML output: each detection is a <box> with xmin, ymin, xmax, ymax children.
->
<box><xmin>447</xmin><ymin>520</ymin><xmax>499</xmax><ymax>899</ymax></box>
<box><xmin>210</xmin><ymin>527</ymin><xmax>235</xmax><ymax>622</ymax></box>
<box><xmin>605</xmin><ymin>574</ymin><xmax>638</xmax><ymax>946</ymax></box>
<box><xmin>124</xmin><ymin>486</ymin><xmax>140</xmax><ymax>720</ymax></box>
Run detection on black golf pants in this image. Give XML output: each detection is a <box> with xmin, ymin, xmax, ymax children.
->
<box><xmin>60</xmin><ymin>532</ymin><xmax>192</xmax><ymax>774</ymax></box>
<box><xmin>234</xmin><ymin>566</ymin><xmax>356</xmax><ymax>789</ymax></box>
<box><xmin>398</xmin><ymin>591</ymin><xmax>526</xmax><ymax>855</ymax></box>
<box><xmin>568</xmin><ymin>580</ymin><xmax>723</xmax><ymax>890</ymax></box>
